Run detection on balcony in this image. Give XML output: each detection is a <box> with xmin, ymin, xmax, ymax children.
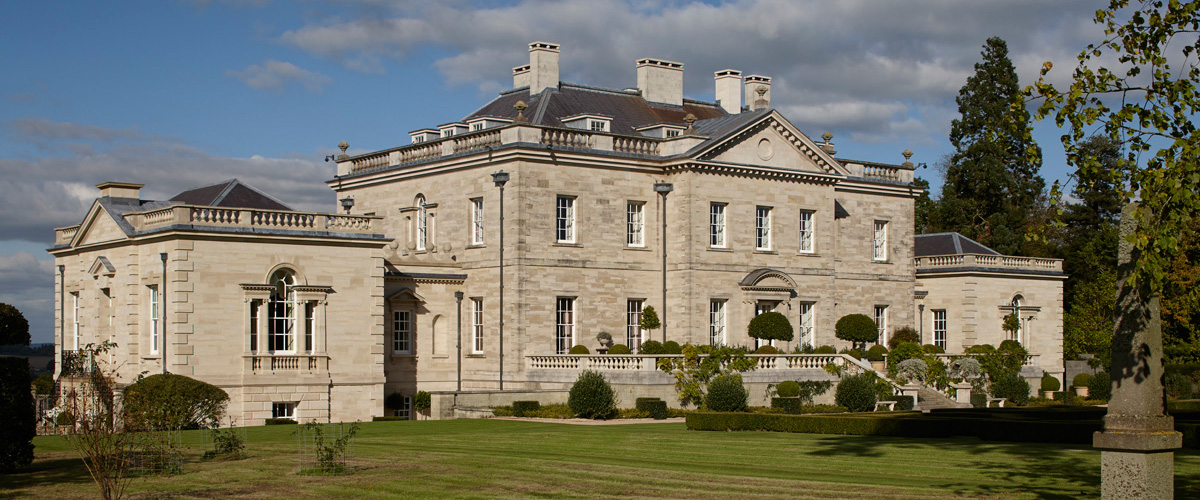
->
<box><xmin>244</xmin><ymin>354</ymin><xmax>329</xmax><ymax>375</ymax></box>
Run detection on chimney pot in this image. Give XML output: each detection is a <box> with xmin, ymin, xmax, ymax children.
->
<box><xmin>744</xmin><ymin>75</ymin><xmax>771</xmax><ymax>110</ymax></box>
<box><xmin>513</xmin><ymin>64</ymin><xmax>531</xmax><ymax>89</ymax></box>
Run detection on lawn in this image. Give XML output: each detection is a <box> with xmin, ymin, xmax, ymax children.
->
<box><xmin>5</xmin><ymin>419</ymin><xmax>1200</xmax><ymax>499</ymax></box>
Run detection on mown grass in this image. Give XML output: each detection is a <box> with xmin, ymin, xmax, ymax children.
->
<box><xmin>4</xmin><ymin>419</ymin><xmax>1200</xmax><ymax>499</ymax></box>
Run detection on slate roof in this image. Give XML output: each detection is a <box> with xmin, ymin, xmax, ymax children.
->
<box><xmin>466</xmin><ymin>83</ymin><xmax>729</xmax><ymax>137</ymax></box>
<box><xmin>914</xmin><ymin>232</ymin><xmax>1001</xmax><ymax>257</ymax></box>
<box><xmin>170</xmin><ymin>179</ymin><xmax>293</xmax><ymax>211</ymax></box>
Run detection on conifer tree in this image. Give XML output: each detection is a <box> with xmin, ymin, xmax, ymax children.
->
<box><xmin>939</xmin><ymin>37</ymin><xmax>1044</xmax><ymax>255</ymax></box>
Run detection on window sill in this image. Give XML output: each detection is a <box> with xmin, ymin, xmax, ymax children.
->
<box><xmin>623</xmin><ymin>246</ymin><xmax>651</xmax><ymax>252</ymax></box>
<box><xmin>797</xmin><ymin>252</ymin><xmax>820</xmax><ymax>257</ymax></box>
<box><xmin>753</xmin><ymin>249</ymin><xmax>777</xmax><ymax>255</ymax></box>
<box><xmin>707</xmin><ymin>247</ymin><xmax>733</xmax><ymax>252</ymax></box>
<box><xmin>873</xmin><ymin>260</ymin><xmax>892</xmax><ymax>265</ymax></box>
<box><xmin>391</xmin><ymin>353</ymin><xmax>415</xmax><ymax>358</ymax></box>
<box><xmin>466</xmin><ymin>244</ymin><xmax>486</xmax><ymax>249</ymax></box>
<box><xmin>467</xmin><ymin>353</ymin><xmax>486</xmax><ymax>358</ymax></box>
<box><xmin>553</xmin><ymin>242</ymin><xmax>582</xmax><ymax>248</ymax></box>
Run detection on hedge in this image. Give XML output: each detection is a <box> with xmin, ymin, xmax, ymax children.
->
<box><xmin>882</xmin><ymin>395</ymin><xmax>915</xmax><ymax>411</ymax></box>
<box><xmin>371</xmin><ymin>416</ymin><xmax>410</xmax><ymax>422</ymax></box>
<box><xmin>0</xmin><ymin>357</ymin><xmax>34</xmax><ymax>472</ymax></box>
<box><xmin>265</xmin><ymin>418</ymin><xmax>297</xmax><ymax>425</ymax></box>
<box><xmin>512</xmin><ymin>400</ymin><xmax>541</xmax><ymax>417</ymax></box>
<box><xmin>634</xmin><ymin>398</ymin><xmax>668</xmax><ymax>420</ymax></box>
<box><xmin>771</xmin><ymin>398</ymin><xmax>806</xmax><ymax>414</ymax></box>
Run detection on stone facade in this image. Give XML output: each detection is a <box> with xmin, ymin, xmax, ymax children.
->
<box><xmin>49</xmin><ymin>42</ymin><xmax>1065</xmax><ymax>422</ymax></box>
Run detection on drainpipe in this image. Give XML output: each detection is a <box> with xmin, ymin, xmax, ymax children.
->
<box><xmin>58</xmin><ymin>264</ymin><xmax>64</xmax><ymax>377</ymax></box>
<box><xmin>160</xmin><ymin>252</ymin><xmax>167</xmax><ymax>374</ymax></box>
<box><xmin>455</xmin><ymin>291</ymin><xmax>463</xmax><ymax>393</ymax></box>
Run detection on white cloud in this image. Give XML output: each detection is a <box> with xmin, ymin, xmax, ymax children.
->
<box><xmin>226</xmin><ymin>60</ymin><xmax>332</xmax><ymax>92</ymax></box>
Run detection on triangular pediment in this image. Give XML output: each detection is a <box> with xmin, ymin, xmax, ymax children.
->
<box><xmin>386</xmin><ymin>288</ymin><xmax>425</xmax><ymax>304</ymax></box>
<box><xmin>698</xmin><ymin>112</ymin><xmax>849</xmax><ymax>176</ymax></box>
<box><xmin>88</xmin><ymin>256</ymin><xmax>116</xmax><ymax>276</ymax></box>
<box><xmin>72</xmin><ymin>203</ymin><xmax>129</xmax><ymax>247</ymax></box>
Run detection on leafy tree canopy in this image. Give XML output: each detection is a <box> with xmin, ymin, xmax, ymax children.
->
<box><xmin>0</xmin><ymin>303</ymin><xmax>29</xmax><ymax>346</ymax></box>
<box><xmin>1032</xmin><ymin>0</ymin><xmax>1200</xmax><ymax>296</ymax></box>
<box><xmin>639</xmin><ymin>306</ymin><xmax>661</xmax><ymax>332</ymax></box>
<box><xmin>835</xmin><ymin>314</ymin><xmax>879</xmax><ymax>346</ymax></box>
<box><xmin>747</xmin><ymin>312</ymin><xmax>793</xmax><ymax>342</ymax></box>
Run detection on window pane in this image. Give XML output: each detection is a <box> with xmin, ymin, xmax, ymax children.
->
<box><xmin>556</xmin><ymin>197</ymin><xmax>575</xmax><ymax>243</ymax></box>
<box><xmin>417</xmin><ymin>196</ymin><xmax>428</xmax><ymax>251</ymax></box>
<box><xmin>873</xmin><ymin>221</ymin><xmax>888</xmax><ymax>260</ymax></box>
<box><xmin>627</xmin><ymin>202</ymin><xmax>644</xmax><ymax>247</ymax></box>
<box><xmin>756</xmin><ymin>206</ymin><xmax>771</xmax><ymax>250</ymax></box>
<box><xmin>874</xmin><ymin>305</ymin><xmax>887</xmax><ymax>344</ymax></box>
<box><xmin>472</xmin><ymin>299</ymin><xmax>484</xmax><ymax>353</ymax></box>
<box><xmin>627</xmin><ymin>300</ymin><xmax>643</xmax><ymax>350</ymax></box>
<box><xmin>798</xmin><ymin>302</ymin><xmax>814</xmax><ymax>348</ymax></box>
<box><xmin>709</xmin><ymin>300</ymin><xmax>726</xmax><ymax>346</ymax></box>
<box><xmin>394</xmin><ymin>311</ymin><xmax>412</xmax><ymax>353</ymax></box>
<box><xmin>556</xmin><ymin>298</ymin><xmax>574</xmax><ymax>354</ymax></box>
<box><xmin>710</xmin><ymin>204</ymin><xmax>725</xmax><ymax>247</ymax></box>
<box><xmin>472</xmin><ymin>198</ymin><xmax>484</xmax><ymax>245</ymax></box>
<box><xmin>933</xmin><ymin>310</ymin><xmax>947</xmax><ymax>349</ymax></box>
<box><xmin>799</xmin><ymin>211</ymin><xmax>814</xmax><ymax>253</ymax></box>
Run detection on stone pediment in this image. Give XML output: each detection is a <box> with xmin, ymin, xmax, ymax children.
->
<box><xmin>88</xmin><ymin>256</ymin><xmax>116</xmax><ymax>277</ymax></box>
<box><xmin>698</xmin><ymin>113</ymin><xmax>849</xmax><ymax>177</ymax></box>
<box><xmin>739</xmin><ymin>268</ymin><xmax>797</xmax><ymax>291</ymax></box>
<box><xmin>386</xmin><ymin>288</ymin><xmax>425</xmax><ymax>304</ymax></box>
<box><xmin>72</xmin><ymin>203</ymin><xmax>129</xmax><ymax>247</ymax></box>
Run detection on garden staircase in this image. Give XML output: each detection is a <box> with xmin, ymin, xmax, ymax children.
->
<box><xmin>916</xmin><ymin>386</ymin><xmax>969</xmax><ymax>411</ymax></box>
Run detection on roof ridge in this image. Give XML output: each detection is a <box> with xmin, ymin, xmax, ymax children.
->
<box><xmin>211</xmin><ymin>179</ymin><xmax>240</xmax><ymax>205</ymax></box>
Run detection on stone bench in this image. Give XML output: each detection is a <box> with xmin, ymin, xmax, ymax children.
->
<box><xmin>874</xmin><ymin>401</ymin><xmax>896</xmax><ymax>411</ymax></box>
<box><xmin>986</xmin><ymin>397</ymin><xmax>1007</xmax><ymax>408</ymax></box>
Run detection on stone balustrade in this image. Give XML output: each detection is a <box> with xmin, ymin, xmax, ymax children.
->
<box><xmin>915</xmin><ymin>253</ymin><xmax>1063</xmax><ymax>273</ymax></box>
<box><xmin>842</xmin><ymin>161</ymin><xmax>915</xmax><ymax>184</ymax></box>
<box><xmin>931</xmin><ymin>353</ymin><xmax>1040</xmax><ymax>367</ymax></box>
<box><xmin>245</xmin><ymin>354</ymin><xmax>328</xmax><ymax>374</ymax></box>
<box><xmin>127</xmin><ymin>205</ymin><xmax>380</xmax><ymax>235</ymax></box>
<box><xmin>527</xmin><ymin>353</ymin><xmax>870</xmax><ymax>374</ymax></box>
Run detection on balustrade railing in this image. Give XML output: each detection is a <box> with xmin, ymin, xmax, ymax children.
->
<box><xmin>245</xmin><ymin>354</ymin><xmax>327</xmax><ymax>374</ymax></box>
<box><xmin>127</xmin><ymin>205</ymin><xmax>379</xmax><ymax>235</ymax></box>
<box><xmin>526</xmin><ymin>353</ymin><xmax>868</xmax><ymax>373</ymax></box>
<box><xmin>915</xmin><ymin>254</ymin><xmax>1063</xmax><ymax>273</ymax></box>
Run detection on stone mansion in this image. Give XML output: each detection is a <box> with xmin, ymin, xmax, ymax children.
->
<box><xmin>50</xmin><ymin>42</ymin><xmax>1065</xmax><ymax>424</ymax></box>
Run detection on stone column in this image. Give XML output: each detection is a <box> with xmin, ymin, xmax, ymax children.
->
<box><xmin>1093</xmin><ymin>204</ymin><xmax>1181</xmax><ymax>499</ymax></box>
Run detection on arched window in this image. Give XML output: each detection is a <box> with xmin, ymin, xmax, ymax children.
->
<box><xmin>416</xmin><ymin>195</ymin><xmax>428</xmax><ymax>251</ymax></box>
<box><xmin>269</xmin><ymin>268</ymin><xmax>296</xmax><ymax>353</ymax></box>
<box><xmin>1009</xmin><ymin>295</ymin><xmax>1024</xmax><ymax>344</ymax></box>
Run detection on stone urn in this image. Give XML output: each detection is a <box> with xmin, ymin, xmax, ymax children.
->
<box><xmin>1074</xmin><ymin>385</ymin><xmax>1089</xmax><ymax>398</ymax></box>
<box><xmin>870</xmin><ymin>360</ymin><xmax>886</xmax><ymax>373</ymax></box>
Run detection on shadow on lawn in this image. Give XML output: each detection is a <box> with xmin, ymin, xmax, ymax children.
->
<box><xmin>804</xmin><ymin>435</ymin><xmax>1099</xmax><ymax>500</ymax></box>
<box><xmin>0</xmin><ymin>457</ymin><xmax>93</xmax><ymax>499</ymax></box>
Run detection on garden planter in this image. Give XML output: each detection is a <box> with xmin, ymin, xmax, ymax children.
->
<box><xmin>1074</xmin><ymin>386</ymin><xmax>1089</xmax><ymax>397</ymax></box>
<box><xmin>870</xmin><ymin>360</ymin><xmax>886</xmax><ymax>372</ymax></box>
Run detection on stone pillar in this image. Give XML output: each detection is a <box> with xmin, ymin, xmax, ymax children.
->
<box><xmin>1093</xmin><ymin>204</ymin><xmax>1181</xmax><ymax>499</ymax></box>
<box><xmin>901</xmin><ymin>383</ymin><xmax>922</xmax><ymax>411</ymax></box>
<box><xmin>952</xmin><ymin>382</ymin><xmax>972</xmax><ymax>406</ymax></box>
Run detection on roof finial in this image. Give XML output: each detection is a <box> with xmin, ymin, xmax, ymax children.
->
<box><xmin>337</xmin><ymin>141</ymin><xmax>349</xmax><ymax>160</ymax></box>
<box><xmin>513</xmin><ymin>100</ymin><xmax>529</xmax><ymax>123</ymax></box>
<box><xmin>821</xmin><ymin>132</ymin><xmax>833</xmax><ymax>144</ymax></box>
<box><xmin>683</xmin><ymin>113</ymin><xmax>697</xmax><ymax>135</ymax></box>
<box><xmin>902</xmin><ymin>149</ymin><xmax>914</xmax><ymax>167</ymax></box>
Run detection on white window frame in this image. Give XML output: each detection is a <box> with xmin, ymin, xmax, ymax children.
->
<box><xmin>413</xmin><ymin>136</ymin><xmax>425</xmax><ymax>144</ymax></box>
<box><xmin>874</xmin><ymin>305</ymin><xmax>888</xmax><ymax>344</ymax></box>
<box><xmin>71</xmin><ymin>292</ymin><xmax>80</xmax><ymax>350</ymax></box>
<box><xmin>755</xmin><ymin>206</ymin><xmax>772</xmax><ymax>250</ymax></box>
<box><xmin>272</xmin><ymin>402</ymin><xmax>296</xmax><ymax>420</ymax></box>
<box><xmin>1010</xmin><ymin>296</ymin><xmax>1024</xmax><ymax>344</ymax></box>
<box><xmin>666</xmin><ymin>129</ymin><xmax>680</xmax><ymax>138</ymax></box>
<box><xmin>555</xmin><ymin>297</ymin><xmax>575</xmax><ymax>354</ymax></box>
<box><xmin>268</xmin><ymin>270</ymin><xmax>297</xmax><ymax>354</ymax></box>
<box><xmin>304</xmin><ymin>301</ymin><xmax>316</xmax><ymax>353</ymax></box>
<box><xmin>472</xmin><ymin>298</ymin><xmax>484</xmax><ymax>354</ymax></box>
<box><xmin>556</xmin><ymin>196</ymin><xmax>575</xmax><ymax>243</ymax></box>
<box><xmin>393</xmin><ymin>310</ymin><xmax>413</xmax><ymax>354</ymax></box>
<box><xmin>709</xmin><ymin>300</ymin><xmax>726</xmax><ymax>346</ymax></box>
<box><xmin>933</xmin><ymin>310</ymin><xmax>947</xmax><ymax>350</ymax></box>
<box><xmin>626</xmin><ymin>202</ymin><xmax>645</xmax><ymax>247</ymax></box>
<box><xmin>798</xmin><ymin>210</ymin><xmax>815</xmax><ymax>254</ymax></box>
<box><xmin>472</xmin><ymin>122</ymin><xmax>484</xmax><ymax>131</ymax></box>
<box><xmin>627</xmin><ymin>299</ymin><xmax>644</xmax><ymax>350</ymax></box>
<box><xmin>709</xmin><ymin>203</ymin><xmax>726</xmax><ymax>248</ymax></box>
<box><xmin>416</xmin><ymin>196</ymin><xmax>428</xmax><ymax>251</ymax></box>
<box><xmin>471</xmin><ymin>198</ymin><xmax>484</xmax><ymax>246</ymax></box>
<box><xmin>398</xmin><ymin>395</ymin><xmax>413</xmax><ymax>419</ymax></box>
<box><xmin>249</xmin><ymin>298</ymin><xmax>259</xmax><ymax>354</ymax></box>
<box><xmin>798</xmin><ymin>302</ymin><xmax>814</xmax><ymax>348</ymax></box>
<box><xmin>149</xmin><ymin>285</ymin><xmax>160</xmax><ymax>355</ymax></box>
<box><xmin>873</xmin><ymin>220</ymin><xmax>888</xmax><ymax>261</ymax></box>
<box><xmin>589</xmin><ymin>119</ymin><xmax>608</xmax><ymax>132</ymax></box>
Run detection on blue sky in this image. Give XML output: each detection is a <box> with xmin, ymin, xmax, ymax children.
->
<box><xmin>1</xmin><ymin>0</ymin><xmax>1105</xmax><ymax>343</ymax></box>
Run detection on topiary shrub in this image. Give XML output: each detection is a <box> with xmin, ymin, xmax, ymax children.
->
<box><xmin>970</xmin><ymin>392</ymin><xmax>987</xmax><ymax>408</ymax></box>
<box><xmin>814</xmin><ymin>345</ymin><xmax>837</xmax><ymax>354</ymax></box>
<box><xmin>990</xmin><ymin>372</ymin><xmax>1031</xmax><ymax>406</ymax></box>
<box><xmin>885</xmin><ymin>395</ymin><xmax>915</xmax><ymax>411</ymax></box>
<box><xmin>634</xmin><ymin>398</ymin><xmax>668</xmax><ymax>419</ymax></box>
<box><xmin>705</xmin><ymin>373</ymin><xmax>748</xmax><ymax>412</ymax></box>
<box><xmin>835</xmin><ymin>373</ymin><xmax>878</xmax><ymax>412</ymax></box>
<box><xmin>755</xmin><ymin>345</ymin><xmax>780</xmax><ymax>354</ymax></box>
<box><xmin>888</xmin><ymin>327</ymin><xmax>921</xmax><ymax>350</ymax></box>
<box><xmin>748</xmin><ymin>312</ymin><xmax>794</xmax><ymax>344</ymax></box>
<box><xmin>1166</xmin><ymin>372</ymin><xmax>1194</xmax><ymax>400</ymax></box>
<box><xmin>887</xmin><ymin>342</ymin><xmax>924</xmax><ymax>373</ymax></box>
<box><xmin>568</xmin><ymin>370</ymin><xmax>617</xmax><ymax>419</ymax></box>
<box><xmin>775</xmin><ymin>381</ymin><xmax>801</xmax><ymax>398</ymax></box>
<box><xmin>835</xmin><ymin>314</ymin><xmax>879</xmax><ymax>349</ymax></box>
<box><xmin>638</xmin><ymin>340</ymin><xmax>664</xmax><ymax>354</ymax></box>
<box><xmin>608</xmin><ymin>344</ymin><xmax>632</xmax><ymax>355</ymax></box>
<box><xmin>123</xmin><ymin>373</ymin><xmax>230</xmax><ymax>430</ymax></box>
<box><xmin>1041</xmin><ymin>374</ymin><xmax>1061</xmax><ymax>392</ymax></box>
<box><xmin>1089</xmin><ymin>371</ymin><xmax>1112</xmax><ymax>401</ymax></box>
<box><xmin>1072</xmin><ymin>372</ymin><xmax>1093</xmax><ymax>388</ymax></box>
<box><xmin>842</xmin><ymin>348</ymin><xmax>865</xmax><ymax>360</ymax></box>
<box><xmin>771</xmin><ymin>397</ymin><xmax>806</xmax><ymax>414</ymax></box>
<box><xmin>0</xmin><ymin>357</ymin><xmax>34</xmax><ymax>472</ymax></box>
<box><xmin>922</xmin><ymin>344</ymin><xmax>945</xmax><ymax>354</ymax></box>
<box><xmin>568</xmin><ymin>345</ymin><xmax>590</xmax><ymax>355</ymax></box>
<box><xmin>414</xmin><ymin>391</ymin><xmax>431</xmax><ymax>411</ymax></box>
<box><xmin>866</xmin><ymin>345</ymin><xmax>889</xmax><ymax>362</ymax></box>
<box><xmin>512</xmin><ymin>400</ymin><xmax>540</xmax><ymax>417</ymax></box>
<box><xmin>662</xmin><ymin>341</ymin><xmax>682</xmax><ymax>354</ymax></box>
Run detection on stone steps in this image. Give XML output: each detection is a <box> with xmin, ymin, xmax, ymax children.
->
<box><xmin>917</xmin><ymin>386</ymin><xmax>967</xmax><ymax>411</ymax></box>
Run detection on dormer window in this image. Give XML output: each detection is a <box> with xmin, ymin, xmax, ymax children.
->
<box><xmin>414</xmin><ymin>136</ymin><xmax>425</xmax><ymax>143</ymax></box>
<box><xmin>438</xmin><ymin>122</ymin><xmax>468</xmax><ymax>138</ymax></box>
<box><xmin>409</xmin><ymin>129</ymin><xmax>438</xmax><ymax>144</ymax></box>
<box><xmin>472</xmin><ymin>123</ymin><xmax>484</xmax><ymax>131</ymax></box>
<box><xmin>560</xmin><ymin>113</ymin><xmax>613</xmax><ymax>133</ymax></box>
<box><xmin>589</xmin><ymin>120</ymin><xmax>608</xmax><ymax>132</ymax></box>
<box><xmin>666</xmin><ymin>129</ymin><xmax>680</xmax><ymax>138</ymax></box>
<box><xmin>634</xmin><ymin>123</ymin><xmax>685</xmax><ymax>138</ymax></box>
<box><xmin>442</xmin><ymin>129</ymin><xmax>455</xmax><ymax>138</ymax></box>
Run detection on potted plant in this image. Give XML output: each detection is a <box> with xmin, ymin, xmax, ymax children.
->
<box><xmin>1072</xmin><ymin>373</ymin><xmax>1092</xmax><ymax>397</ymax></box>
